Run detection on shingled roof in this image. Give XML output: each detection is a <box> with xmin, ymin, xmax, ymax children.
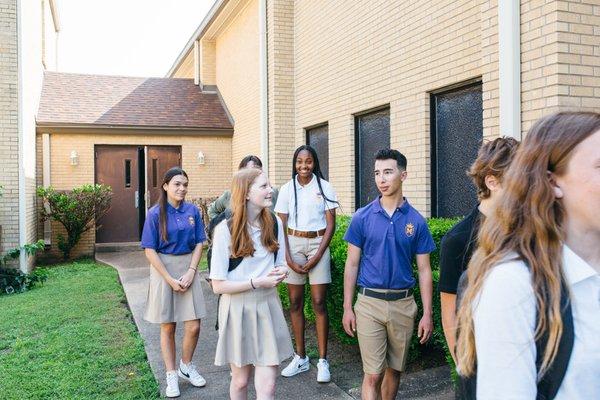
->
<box><xmin>37</xmin><ymin>72</ymin><xmax>233</xmax><ymax>131</ymax></box>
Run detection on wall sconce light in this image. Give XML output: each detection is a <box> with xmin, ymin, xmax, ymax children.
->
<box><xmin>70</xmin><ymin>150</ymin><xmax>79</xmax><ymax>166</ymax></box>
<box><xmin>197</xmin><ymin>151</ymin><xmax>205</xmax><ymax>165</ymax></box>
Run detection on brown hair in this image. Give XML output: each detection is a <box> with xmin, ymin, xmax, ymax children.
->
<box><xmin>229</xmin><ymin>168</ymin><xmax>279</xmax><ymax>258</ymax></box>
<box><xmin>456</xmin><ymin>112</ymin><xmax>600</xmax><ymax>378</ymax></box>
<box><xmin>467</xmin><ymin>137</ymin><xmax>520</xmax><ymax>200</ymax></box>
<box><xmin>159</xmin><ymin>167</ymin><xmax>188</xmax><ymax>242</ymax></box>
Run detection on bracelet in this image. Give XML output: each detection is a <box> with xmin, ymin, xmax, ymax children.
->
<box><xmin>250</xmin><ymin>278</ymin><xmax>256</xmax><ymax>290</ymax></box>
<box><xmin>189</xmin><ymin>267</ymin><xmax>197</xmax><ymax>272</ymax></box>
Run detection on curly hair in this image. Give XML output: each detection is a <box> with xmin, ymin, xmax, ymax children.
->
<box><xmin>467</xmin><ymin>137</ymin><xmax>520</xmax><ymax>200</ymax></box>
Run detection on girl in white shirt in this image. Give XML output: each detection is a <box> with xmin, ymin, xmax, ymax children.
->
<box><xmin>210</xmin><ymin>168</ymin><xmax>293</xmax><ymax>400</ymax></box>
<box><xmin>456</xmin><ymin>112</ymin><xmax>600</xmax><ymax>399</ymax></box>
<box><xmin>275</xmin><ymin>145</ymin><xmax>339</xmax><ymax>383</ymax></box>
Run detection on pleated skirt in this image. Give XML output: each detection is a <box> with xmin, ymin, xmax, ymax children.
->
<box><xmin>144</xmin><ymin>253</ymin><xmax>207</xmax><ymax>323</ymax></box>
<box><xmin>215</xmin><ymin>287</ymin><xmax>293</xmax><ymax>367</ymax></box>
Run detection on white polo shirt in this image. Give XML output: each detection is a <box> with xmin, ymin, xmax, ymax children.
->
<box><xmin>209</xmin><ymin>216</ymin><xmax>286</xmax><ymax>282</ymax></box>
<box><xmin>274</xmin><ymin>174</ymin><xmax>338</xmax><ymax>231</ymax></box>
<box><xmin>472</xmin><ymin>245</ymin><xmax>600</xmax><ymax>399</ymax></box>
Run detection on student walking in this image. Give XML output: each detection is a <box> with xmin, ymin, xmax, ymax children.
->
<box><xmin>439</xmin><ymin>137</ymin><xmax>519</xmax><ymax>361</ymax></box>
<box><xmin>140</xmin><ymin>167</ymin><xmax>207</xmax><ymax>398</ymax></box>
<box><xmin>456</xmin><ymin>112</ymin><xmax>600</xmax><ymax>399</ymax></box>
<box><xmin>342</xmin><ymin>149</ymin><xmax>436</xmax><ymax>400</ymax></box>
<box><xmin>210</xmin><ymin>168</ymin><xmax>293</xmax><ymax>400</ymax></box>
<box><xmin>275</xmin><ymin>145</ymin><xmax>338</xmax><ymax>383</ymax></box>
<box><xmin>207</xmin><ymin>155</ymin><xmax>278</xmax><ymax>220</ymax></box>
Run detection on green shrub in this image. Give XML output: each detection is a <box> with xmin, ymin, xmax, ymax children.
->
<box><xmin>278</xmin><ymin>214</ymin><xmax>460</xmax><ymax>366</ymax></box>
<box><xmin>0</xmin><ymin>240</ymin><xmax>48</xmax><ymax>295</ymax></box>
<box><xmin>37</xmin><ymin>184</ymin><xmax>112</xmax><ymax>260</ymax></box>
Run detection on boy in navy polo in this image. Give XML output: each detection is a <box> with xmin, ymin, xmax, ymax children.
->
<box><xmin>342</xmin><ymin>149</ymin><xmax>435</xmax><ymax>400</ymax></box>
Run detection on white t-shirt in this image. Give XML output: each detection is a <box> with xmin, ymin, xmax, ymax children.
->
<box><xmin>274</xmin><ymin>174</ymin><xmax>338</xmax><ymax>231</ymax></box>
<box><xmin>209</xmin><ymin>215</ymin><xmax>286</xmax><ymax>282</ymax></box>
<box><xmin>472</xmin><ymin>245</ymin><xmax>600</xmax><ymax>399</ymax></box>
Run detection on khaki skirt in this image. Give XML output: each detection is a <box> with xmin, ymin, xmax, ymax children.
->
<box><xmin>144</xmin><ymin>253</ymin><xmax>207</xmax><ymax>323</ymax></box>
<box><xmin>215</xmin><ymin>287</ymin><xmax>293</xmax><ymax>367</ymax></box>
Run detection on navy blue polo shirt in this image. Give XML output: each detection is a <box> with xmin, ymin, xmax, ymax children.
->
<box><xmin>141</xmin><ymin>201</ymin><xmax>206</xmax><ymax>255</ymax></box>
<box><xmin>343</xmin><ymin>197</ymin><xmax>436</xmax><ymax>289</ymax></box>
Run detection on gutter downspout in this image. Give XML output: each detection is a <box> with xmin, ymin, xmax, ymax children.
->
<box><xmin>498</xmin><ymin>0</ymin><xmax>521</xmax><ymax>139</ymax></box>
<box><xmin>259</xmin><ymin>0</ymin><xmax>269</xmax><ymax>173</ymax></box>
<box><xmin>16</xmin><ymin>0</ymin><xmax>27</xmax><ymax>272</ymax></box>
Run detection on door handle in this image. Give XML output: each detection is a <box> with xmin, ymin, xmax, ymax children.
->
<box><xmin>135</xmin><ymin>191</ymin><xmax>139</xmax><ymax>208</ymax></box>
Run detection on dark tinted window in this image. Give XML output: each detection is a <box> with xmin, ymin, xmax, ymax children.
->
<box><xmin>306</xmin><ymin>124</ymin><xmax>329</xmax><ymax>180</ymax></box>
<box><xmin>432</xmin><ymin>83</ymin><xmax>483</xmax><ymax>217</ymax></box>
<box><xmin>355</xmin><ymin>108</ymin><xmax>390</xmax><ymax>209</ymax></box>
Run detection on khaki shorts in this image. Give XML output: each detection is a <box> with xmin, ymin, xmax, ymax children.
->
<box><xmin>285</xmin><ymin>235</ymin><xmax>331</xmax><ymax>285</ymax></box>
<box><xmin>354</xmin><ymin>291</ymin><xmax>418</xmax><ymax>374</ymax></box>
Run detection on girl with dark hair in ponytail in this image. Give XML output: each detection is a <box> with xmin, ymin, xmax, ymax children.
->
<box><xmin>141</xmin><ymin>167</ymin><xmax>208</xmax><ymax>398</ymax></box>
<box><xmin>275</xmin><ymin>145</ymin><xmax>339</xmax><ymax>383</ymax></box>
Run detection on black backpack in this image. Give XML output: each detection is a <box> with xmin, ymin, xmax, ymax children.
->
<box><xmin>456</xmin><ymin>274</ymin><xmax>574</xmax><ymax>400</ymax></box>
<box><xmin>206</xmin><ymin>209</ymin><xmax>279</xmax><ymax>330</ymax></box>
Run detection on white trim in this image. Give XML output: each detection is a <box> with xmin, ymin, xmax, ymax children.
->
<box><xmin>498</xmin><ymin>0</ymin><xmax>521</xmax><ymax>139</ymax></box>
<box><xmin>49</xmin><ymin>0</ymin><xmax>60</xmax><ymax>32</ymax></box>
<box><xmin>17</xmin><ymin>0</ymin><xmax>27</xmax><ymax>271</ymax></box>
<box><xmin>42</xmin><ymin>134</ymin><xmax>51</xmax><ymax>244</ymax></box>
<box><xmin>193</xmin><ymin>40</ymin><xmax>200</xmax><ymax>85</ymax></box>
<box><xmin>166</xmin><ymin>0</ymin><xmax>227</xmax><ymax>77</ymax></box>
<box><xmin>259</xmin><ymin>0</ymin><xmax>268</xmax><ymax>173</ymax></box>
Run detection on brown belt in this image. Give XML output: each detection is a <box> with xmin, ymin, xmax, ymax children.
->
<box><xmin>287</xmin><ymin>227</ymin><xmax>326</xmax><ymax>238</ymax></box>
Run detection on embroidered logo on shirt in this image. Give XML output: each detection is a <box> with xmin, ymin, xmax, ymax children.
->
<box><xmin>188</xmin><ymin>216</ymin><xmax>195</xmax><ymax>226</ymax></box>
<box><xmin>405</xmin><ymin>223</ymin><xmax>415</xmax><ymax>237</ymax></box>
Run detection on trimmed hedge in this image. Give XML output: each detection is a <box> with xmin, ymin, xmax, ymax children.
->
<box><xmin>277</xmin><ymin>214</ymin><xmax>459</xmax><ymax>366</ymax></box>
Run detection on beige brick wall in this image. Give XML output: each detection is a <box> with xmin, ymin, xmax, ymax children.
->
<box><xmin>36</xmin><ymin>131</ymin><xmax>232</xmax><ymax>257</ymax></box>
<box><xmin>0</xmin><ymin>0</ymin><xmax>19</xmax><ymax>255</ymax></box>
<box><xmin>172</xmin><ymin>50</ymin><xmax>195</xmax><ymax>79</ymax></box>
<box><xmin>481</xmin><ymin>0</ymin><xmax>499</xmax><ymax>138</ymax></box>
<box><xmin>556</xmin><ymin>1</ymin><xmax>600</xmax><ymax>113</ymax></box>
<box><xmin>267</xmin><ymin>0</ymin><xmax>295</xmax><ymax>187</ymax></box>
<box><xmin>169</xmin><ymin>0</ymin><xmax>600</xmax><ymax>216</ymax></box>
<box><xmin>200</xmin><ymin>39</ymin><xmax>217</xmax><ymax>86</ymax></box>
<box><xmin>291</xmin><ymin>0</ymin><xmax>482</xmax><ymax>215</ymax></box>
<box><xmin>215</xmin><ymin>0</ymin><xmax>261</xmax><ymax>172</ymax></box>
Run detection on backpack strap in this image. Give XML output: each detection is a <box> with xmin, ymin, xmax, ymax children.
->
<box><xmin>535</xmin><ymin>282</ymin><xmax>574</xmax><ymax>400</ymax></box>
<box><xmin>227</xmin><ymin>212</ymin><xmax>279</xmax><ymax>272</ymax></box>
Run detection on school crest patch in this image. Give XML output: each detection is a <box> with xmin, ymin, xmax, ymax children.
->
<box><xmin>188</xmin><ymin>216</ymin><xmax>195</xmax><ymax>226</ymax></box>
<box><xmin>405</xmin><ymin>223</ymin><xmax>415</xmax><ymax>237</ymax></box>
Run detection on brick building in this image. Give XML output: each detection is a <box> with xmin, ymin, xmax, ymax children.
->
<box><xmin>168</xmin><ymin>0</ymin><xmax>600</xmax><ymax>217</ymax></box>
<box><xmin>0</xmin><ymin>0</ymin><xmax>59</xmax><ymax>271</ymax></box>
<box><xmin>3</xmin><ymin>0</ymin><xmax>599</xmax><ymax>268</ymax></box>
<box><xmin>35</xmin><ymin>73</ymin><xmax>233</xmax><ymax>260</ymax></box>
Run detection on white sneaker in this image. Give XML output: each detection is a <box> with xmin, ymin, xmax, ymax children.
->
<box><xmin>178</xmin><ymin>360</ymin><xmax>207</xmax><ymax>387</ymax></box>
<box><xmin>317</xmin><ymin>359</ymin><xmax>331</xmax><ymax>383</ymax></box>
<box><xmin>165</xmin><ymin>371</ymin><xmax>180</xmax><ymax>398</ymax></box>
<box><xmin>281</xmin><ymin>354</ymin><xmax>310</xmax><ymax>377</ymax></box>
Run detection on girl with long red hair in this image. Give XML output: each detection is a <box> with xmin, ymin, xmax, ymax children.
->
<box><xmin>209</xmin><ymin>168</ymin><xmax>293</xmax><ymax>400</ymax></box>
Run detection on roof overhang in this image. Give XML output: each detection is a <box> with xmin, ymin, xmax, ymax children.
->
<box><xmin>166</xmin><ymin>0</ymin><xmax>252</xmax><ymax>77</ymax></box>
<box><xmin>35</xmin><ymin>123</ymin><xmax>234</xmax><ymax>137</ymax></box>
<box><xmin>49</xmin><ymin>0</ymin><xmax>60</xmax><ymax>32</ymax></box>
<box><xmin>166</xmin><ymin>0</ymin><xmax>228</xmax><ymax>77</ymax></box>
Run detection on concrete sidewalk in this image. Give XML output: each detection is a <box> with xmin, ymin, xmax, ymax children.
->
<box><xmin>97</xmin><ymin>250</ymin><xmax>353</xmax><ymax>399</ymax></box>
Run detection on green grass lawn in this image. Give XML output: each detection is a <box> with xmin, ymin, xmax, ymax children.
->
<box><xmin>0</xmin><ymin>260</ymin><xmax>159</xmax><ymax>399</ymax></box>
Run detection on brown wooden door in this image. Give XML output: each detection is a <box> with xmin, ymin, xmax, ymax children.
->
<box><xmin>95</xmin><ymin>145</ymin><xmax>140</xmax><ymax>243</ymax></box>
<box><xmin>146</xmin><ymin>146</ymin><xmax>182</xmax><ymax>208</ymax></box>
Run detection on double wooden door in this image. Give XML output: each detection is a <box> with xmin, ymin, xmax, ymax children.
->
<box><xmin>95</xmin><ymin>145</ymin><xmax>181</xmax><ymax>243</ymax></box>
